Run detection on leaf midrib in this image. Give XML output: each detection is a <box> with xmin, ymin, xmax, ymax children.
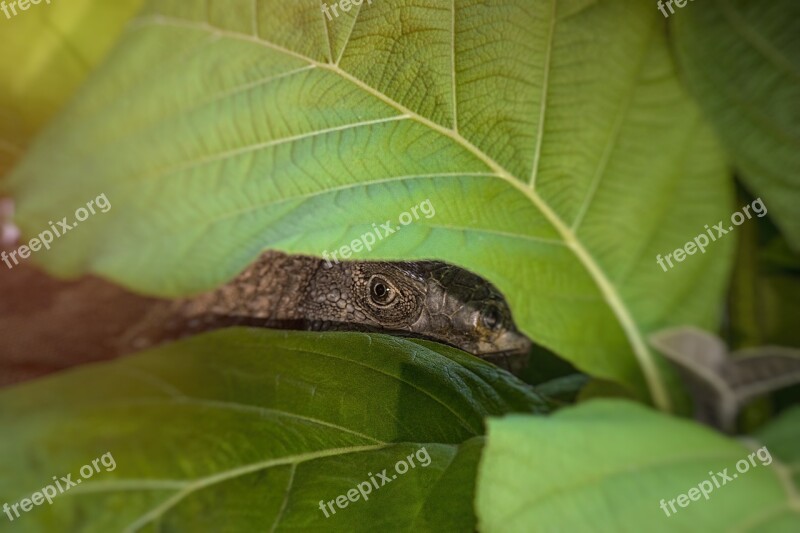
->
<box><xmin>125</xmin><ymin>13</ymin><xmax>669</xmax><ymax>411</ymax></box>
<box><xmin>121</xmin><ymin>444</ymin><xmax>388</xmax><ymax>532</ymax></box>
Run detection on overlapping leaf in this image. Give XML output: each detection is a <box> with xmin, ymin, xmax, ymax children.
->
<box><xmin>476</xmin><ymin>400</ymin><xmax>800</xmax><ymax>532</ymax></box>
<box><xmin>0</xmin><ymin>328</ymin><xmax>546</xmax><ymax>531</ymax></box>
<box><xmin>0</xmin><ymin>0</ymin><xmax>145</xmax><ymax>175</ymax></box>
<box><xmin>6</xmin><ymin>0</ymin><xmax>734</xmax><ymax>407</ymax></box>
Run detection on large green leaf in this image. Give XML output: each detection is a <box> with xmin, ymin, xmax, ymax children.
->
<box><xmin>476</xmin><ymin>400</ymin><xmax>800</xmax><ymax>532</ymax></box>
<box><xmin>0</xmin><ymin>328</ymin><xmax>545</xmax><ymax>531</ymax></box>
<box><xmin>6</xmin><ymin>0</ymin><xmax>734</xmax><ymax>408</ymax></box>
<box><xmin>672</xmin><ymin>0</ymin><xmax>800</xmax><ymax>250</ymax></box>
<box><xmin>0</xmin><ymin>0</ymin><xmax>145</xmax><ymax>176</ymax></box>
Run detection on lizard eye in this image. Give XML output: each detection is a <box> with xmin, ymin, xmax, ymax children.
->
<box><xmin>369</xmin><ymin>276</ymin><xmax>397</xmax><ymax>306</ymax></box>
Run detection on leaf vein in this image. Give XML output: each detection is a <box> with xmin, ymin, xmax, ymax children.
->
<box><xmin>527</xmin><ymin>0</ymin><xmax>557</xmax><ymax>188</ymax></box>
<box><xmin>128</xmin><ymin>12</ymin><xmax>670</xmax><ymax>410</ymax></box>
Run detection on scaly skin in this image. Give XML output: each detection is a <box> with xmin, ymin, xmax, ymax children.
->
<box><xmin>119</xmin><ymin>252</ymin><xmax>531</xmax><ymax>374</ymax></box>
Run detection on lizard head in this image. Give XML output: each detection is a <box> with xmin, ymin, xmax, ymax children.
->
<box><xmin>303</xmin><ymin>260</ymin><xmax>531</xmax><ymax>371</ymax></box>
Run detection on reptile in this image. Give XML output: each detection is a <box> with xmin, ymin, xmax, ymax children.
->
<box><xmin>118</xmin><ymin>251</ymin><xmax>532</xmax><ymax>374</ymax></box>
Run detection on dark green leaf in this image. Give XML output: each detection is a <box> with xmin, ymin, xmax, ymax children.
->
<box><xmin>0</xmin><ymin>328</ymin><xmax>545</xmax><ymax>531</ymax></box>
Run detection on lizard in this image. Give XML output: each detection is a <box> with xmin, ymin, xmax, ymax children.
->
<box><xmin>117</xmin><ymin>251</ymin><xmax>533</xmax><ymax>374</ymax></box>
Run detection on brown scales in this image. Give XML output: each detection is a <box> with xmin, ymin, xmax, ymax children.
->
<box><xmin>116</xmin><ymin>251</ymin><xmax>533</xmax><ymax>375</ymax></box>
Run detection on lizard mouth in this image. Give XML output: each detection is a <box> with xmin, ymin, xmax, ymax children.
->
<box><xmin>482</xmin><ymin>330</ymin><xmax>532</xmax><ymax>357</ymax></box>
<box><xmin>302</xmin><ymin>319</ymin><xmax>533</xmax><ymax>356</ymax></box>
<box><xmin>479</xmin><ymin>351</ymin><xmax>530</xmax><ymax>375</ymax></box>
<box><xmin>474</xmin><ymin>331</ymin><xmax>532</xmax><ymax>375</ymax></box>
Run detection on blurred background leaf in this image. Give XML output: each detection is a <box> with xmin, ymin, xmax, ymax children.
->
<box><xmin>672</xmin><ymin>0</ymin><xmax>800</xmax><ymax>250</ymax></box>
<box><xmin>724</xmin><ymin>189</ymin><xmax>800</xmax><ymax>428</ymax></box>
<box><xmin>0</xmin><ymin>0</ymin><xmax>145</xmax><ymax>176</ymax></box>
<box><xmin>726</xmin><ymin>202</ymin><xmax>800</xmax><ymax>350</ymax></box>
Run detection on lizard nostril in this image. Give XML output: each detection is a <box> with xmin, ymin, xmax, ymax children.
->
<box><xmin>482</xmin><ymin>306</ymin><xmax>502</xmax><ymax>331</ymax></box>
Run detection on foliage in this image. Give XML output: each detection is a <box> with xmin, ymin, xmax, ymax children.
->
<box><xmin>1</xmin><ymin>0</ymin><xmax>798</xmax><ymax>531</ymax></box>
